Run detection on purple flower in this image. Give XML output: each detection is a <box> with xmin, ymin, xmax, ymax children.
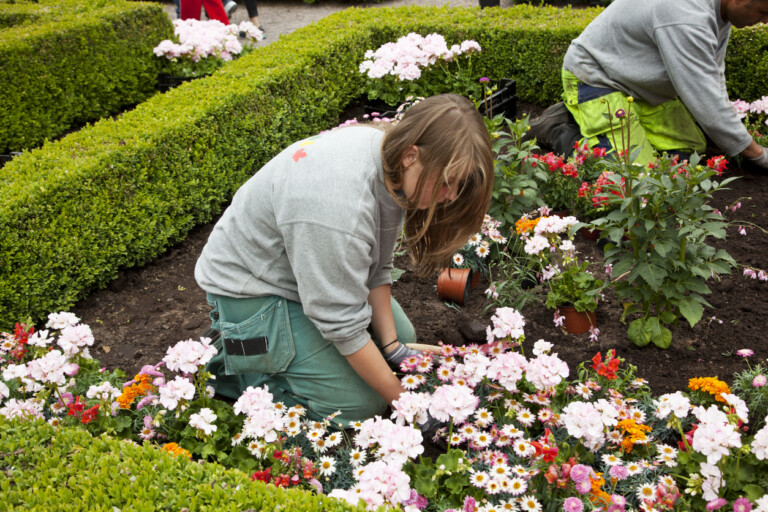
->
<box><xmin>615</xmin><ymin>109</ymin><xmax>626</xmax><ymax>118</ymax></box>
<box><xmin>706</xmin><ymin>498</ymin><xmax>728</xmax><ymax>511</ymax></box>
<box><xmin>403</xmin><ymin>490</ymin><xmax>428</xmax><ymax>510</ymax></box>
<box><xmin>479</xmin><ymin>77</ymin><xmax>491</xmax><ymax>83</ymax></box>
<box><xmin>733</xmin><ymin>497</ymin><xmax>753</xmax><ymax>512</ymax></box>
<box><xmin>570</xmin><ymin>464</ymin><xmax>593</xmax><ymax>483</ymax></box>
<box><xmin>608</xmin><ymin>464</ymin><xmax>629</xmax><ymax>481</ymax></box>
<box><xmin>563</xmin><ymin>497</ymin><xmax>584</xmax><ymax>512</ymax></box>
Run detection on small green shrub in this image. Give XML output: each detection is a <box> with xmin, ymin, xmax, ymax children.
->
<box><xmin>0</xmin><ymin>418</ymin><xmax>364</xmax><ymax>511</ymax></box>
<box><xmin>0</xmin><ymin>0</ymin><xmax>172</xmax><ymax>153</ymax></box>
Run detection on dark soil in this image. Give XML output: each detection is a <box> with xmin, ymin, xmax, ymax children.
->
<box><xmin>71</xmin><ymin>99</ymin><xmax>768</xmax><ymax>396</ymax></box>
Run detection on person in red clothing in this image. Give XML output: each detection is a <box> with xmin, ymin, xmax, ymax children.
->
<box><xmin>180</xmin><ymin>0</ymin><xmax>230</xmax><ymax>25</ymax></box>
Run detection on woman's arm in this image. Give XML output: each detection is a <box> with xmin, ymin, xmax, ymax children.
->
<box><xmin>344</xmin><ymin>339</ymin><xmax>404</xmax><ymax>404</ymax></box>
<box><xmin>367</xmin><ymin>284</ymin><xmax>400</xmax><ymax>355</ymax></box>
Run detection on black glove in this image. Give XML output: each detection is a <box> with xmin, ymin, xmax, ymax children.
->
<box><xmin>747</xmin><ymin>146</ymin><xmax>768</xmax><ymax>169</ymax></box>
<box><xmin>419</xmin><ymin>412</ymin><xmax>448</xmax><ymax>449</ymax></box>
<box><xmin>383</xmin><ymin>342</ymin><xmax>422</xmax><ymax>370</ymax></box>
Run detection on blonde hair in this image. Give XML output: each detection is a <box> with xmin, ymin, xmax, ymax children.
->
<box><xmin>381</xmin><ymin>94</ymin><xmax>494</xmax><ymax>277</ymax></box>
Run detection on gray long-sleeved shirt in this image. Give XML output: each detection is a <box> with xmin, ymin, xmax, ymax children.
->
<box><xmin>195</xmin><ymin>126</ymin><xmax>403</xmax><ymax>356</ymax></box>
<box><xmin>563</xmin><ymin>0</ymin><xmax>753</xmax><ymax>156</ymax></box>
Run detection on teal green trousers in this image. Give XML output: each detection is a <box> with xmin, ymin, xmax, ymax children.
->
<box><xmin>204</xmin><ymin>293</ymin><xmax>416</xmax><ymax>427</ymax></box>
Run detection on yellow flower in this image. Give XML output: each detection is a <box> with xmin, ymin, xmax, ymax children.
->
<box><xmin>688</xmin><ymin>377</ymin><xmax>730</xmax><ymax>403</ymax></box>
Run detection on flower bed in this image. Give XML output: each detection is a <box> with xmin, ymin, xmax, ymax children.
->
<box><xmin>3</xmin><ymin>310</ymin><xmax>768</xmax><ymax>510</ymax></box>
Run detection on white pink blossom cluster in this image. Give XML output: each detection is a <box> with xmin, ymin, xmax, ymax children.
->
<box><xmin>355</xmin><ymin>416</ymin><xmax>424</xmax><ymax>467</ymax></box>
<box><xmin>743</xmin><ymin>267</ymin><xmax>768</xmax><ymax>281</ymax></box>
<box><xmin>158</xmin><ymin>375</ymin><xmax>195</xmax><ymax>410</ymax></box>
<box><xmin>561</xmin><ymin>399</ymin><xmax>619</xmax><ymax>451</ymax></box>
<box><xmin>523</xmin><ymin>215</ymin><xmax>580</xmax><ymax>256</ymax></box>
<box><xmin>485</xmin><ymin>307</ymin><xmax>525</xmax><ymax>344</ymax></box>
<box><xmin>733</xmin><ymin>96</ymin><xmax>768</xmax><ymax>125</ymax></box>
<box><xmin>359</xmin><ymin>33</ymin><xmax>481</xmax><ymax>81</ymax></box>
<box><xmin>163</xmin><ymin>336</ymin><xmax>217</xmax><ymax>374</ymax></box>
<box><xmin>153</xmin><ymin>19</ymin><xmax>263</xmax><ymax>63</ymax></box>
<box><xmin>329</xmin><ymin>459</ymin><xmax>412</xmax><ymax>510</ymax></box>
<box><xmin>233</xmin><ymin>385</ymin><xmax>286</xmax><ymax>444</ymax></box>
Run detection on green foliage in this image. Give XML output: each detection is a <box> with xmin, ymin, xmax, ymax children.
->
<box><xmin>0</xmin><ymin>0</ymin><xmax>173</xmax><ymax>153</ymax></box>
<box><xmin>1</xmin><ymin>3</ymin><xmax>767</xmax><ymax>330</ymax></box>
<box><xmin>487</xmin><ymin>116</ymin><xmax>545</xmax><ymax>232</ymax></box>
<box><xmin>726</xmin><ymin>26</ymin><xmax>768</xmax><ymax>103</ymax></box>
<box><xmin>544</xmin><ymin>259</ymin><xmax>604</xmax><ymax>313</ymax></box>
<box><xmin>405</xmin><ymin>448</ymin><xmax>486</xmax><ymax>510</ymax></box>
<box><xmin>731</xmin><ymin>361</ymin><xmax>768</xmax><ymax>431</ymax></box>
<box><xmin>592</xmin><ymin>149</ymin><xmax>738</xmax><ymax>348</ymax></box>
<box><xmin>0</xmin><ymin>418</ymin><xmax>363</xmax><ymax>511</ymax></box>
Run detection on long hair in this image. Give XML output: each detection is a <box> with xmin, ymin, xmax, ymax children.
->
<box><xmin>381</xmin><ymin>94</ymin><xmax>494</xmax><ymax>277</ymax></box>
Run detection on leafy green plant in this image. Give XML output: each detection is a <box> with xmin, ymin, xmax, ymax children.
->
<box><xmin>484</xmin><ymin>232</ymin><xmax>545</xmax><ymax>312</ymax></box>
<box><xmin>404</xmin><ymin>448</ymin><xmax>485</xmax><ymax>510</ymax></box>
<box><xmin>544</xmin><ymin>259</ymin><xmax>604</xmax><ymax>314</ymax></box>
<box><xmin>487</xmin><ymin>116</ymin><xmax>545</xmax><ymax>232</ymax></box>
<box><xmin>592</xmin><ymin>129</ymin><xmax>738</xmax><ymax>348</ymax></box>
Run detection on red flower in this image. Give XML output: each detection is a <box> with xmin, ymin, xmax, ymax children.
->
<box><xmin>251</xmin><ymin>467</ymin><xmax>272</xmax><ymax>483</ymax></box>
<box><xmin>592</xmin><ymin>350</ymin><xmax>620</xmax><ymax>380</ymax></box>
<box><xmin>80</xmin><ymin>404</ymin><xmax>100</xmax><ymax>424</ymax></box>
<box><xmin>706</xmin><ymin>155</ymin><xmax>728</xmax><ymax>175</ymax></box>
<box><xmin>67</xmin><ymin>396</ymin><xmax>85</xmax><ymax>416</ymax></box>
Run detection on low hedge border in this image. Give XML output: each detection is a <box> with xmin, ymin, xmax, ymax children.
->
<box><xmin>0</xmin><ymin>0</ymin><xmax>172</xmax><ymax>154</ymax></box>
<box><xmin>0</xmin><ymin>418</ymin><xmax>364</xmax><ymax>511</ymax></box>
<box><xmin>0</xmin><ymin>4</ymin><xmax>766</xmax><ymax>330</ymax></box>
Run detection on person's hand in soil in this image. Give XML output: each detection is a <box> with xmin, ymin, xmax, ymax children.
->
<box><xmin>383</xmin><ymin>342</ymin><xmax>441</xmax><ymax>370</ymax></box>
<box><xmin>744</xmin><ymin>144</ymin><xmax>768</xmax><ymax>170</ymax></box>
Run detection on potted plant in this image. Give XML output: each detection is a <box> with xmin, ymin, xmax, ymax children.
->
<box><xmin>359</xmin><ymin>33</ymin><xmax>484</xmax><ymax>109</ymax></box>
<box><xmin>520</xmin><ymin>211</ymin><xmax>605</xmax><ymax>334</ymax></box>
<box><xmin>153</xmin><ymin>19</ymin><xmax>264</xmax><ymax>91</ymax></box>
<box><xmin>437</xmin><ymin>215</ymin><xmax>507</xmax><ymax>304</ymax></box>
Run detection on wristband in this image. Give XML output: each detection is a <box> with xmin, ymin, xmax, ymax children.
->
<box><xmin>380</xmin><ymin>339</ymin><xmax>399</xmax><ymax>351</ymax></box>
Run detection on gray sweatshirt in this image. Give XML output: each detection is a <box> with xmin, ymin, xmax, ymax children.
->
<box><xmin>563</xmin><ymin>0</ymin><xmax>753</xmax><ymax>156</ymax></box>
<box><xmin>195</xmin><ymin>126</ymin><xmax>403</xmax><ymax>356</ymax></box>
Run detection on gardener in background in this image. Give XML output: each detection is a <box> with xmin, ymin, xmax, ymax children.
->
<box><xmin>530</xmin><ymin>0</ymin><xmax>768</xmax><ymax>168</ymax></box>
<box><xmin>195</xmin><ymin>94</ymin><xmax>493</xmax><ymax>438</ymax></box>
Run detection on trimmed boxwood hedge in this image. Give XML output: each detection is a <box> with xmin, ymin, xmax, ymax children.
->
<box><xmin>0</xmin><ymin>3</ymin><xmax>766</xmax><ymax>330</ymax></box>
<box><xmin>0</xmin><ymin>0</ymin><xmax>172</xmax><ymax>154</ymax></box>
<box><xmin>0</xmin><ymin>418</ymin><xmax>364</xmax><ymax>511</ymax></box>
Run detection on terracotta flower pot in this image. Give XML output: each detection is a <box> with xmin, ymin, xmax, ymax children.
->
<box><xmin>436</xmin><ymin>268</ymin><xmax>472</xmax><ymax>305</ymax></box>
<box><xmin>559</xmin><ymin>306</ymin><xmax>597</xmax><ymax>334</ymax></box>
<box><xmin>471</xmin><ymin>270</ymin><xmax>480</xmax><ymax>290</ymax></box>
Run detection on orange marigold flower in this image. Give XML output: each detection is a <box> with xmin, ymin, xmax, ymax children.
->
<box><xmin>688</xmin><ymin>377</ymin><xmax>730</xmax><ymax>403</ymax></box>
<box><xmin>515</xmin><ymin>217</ymin><xmax>541</xmax><ymax>235</ymax></box>
<box><xmin>588</xmin><ymin>473</ymin><xmax>612</xmax><ymax>507</ymax></box>
<box><xmin>162</xmin><ymin>443</ymin><xmax>192</xmax><ymax>460</ymax></box>
<box><xmin>615</xmin><ymin>419</ymin><xmax>651</xmax><ymax>453</ymax></box>
<box><xmin>117</xmin><ymin>373</ymin><xmax>157</xmax><ymax>409</ymax></box>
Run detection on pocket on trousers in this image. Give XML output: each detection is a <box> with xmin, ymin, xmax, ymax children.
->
<box><xmin>219</xmin><ymin>297</ymin><xmax>296</xmax><ymax>376</ymax></box>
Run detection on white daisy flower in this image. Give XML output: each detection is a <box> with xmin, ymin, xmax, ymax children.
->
<box><xmin>518</xmin><ymin>494</ymin><xmax>542</xmax><ymax>511</ymax></box>
<box><xmin>318</xmin><ymin>456</ymin><xmax>336</xmax><ymax>476</ymax></box>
